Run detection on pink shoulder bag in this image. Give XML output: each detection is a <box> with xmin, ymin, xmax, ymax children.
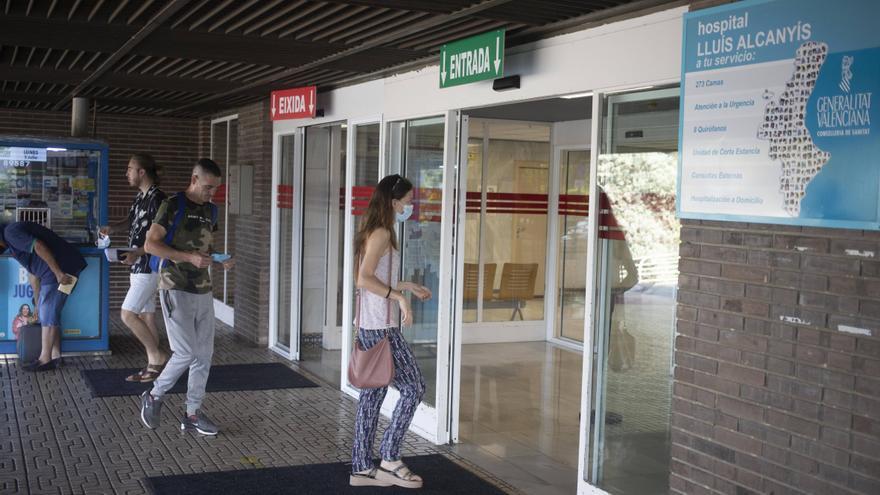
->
<box><xmin>347</xmin><ymin>255</ymin><xmax>394</xmax><ymax>389</ymax></box>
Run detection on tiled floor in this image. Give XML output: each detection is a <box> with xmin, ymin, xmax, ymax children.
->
<box><xmin>453</xmin><ymin>342</ymin><xmax>583</xmax><ymax>495</ymax></box>
<box><xmin>232</xmin><ymin>284</ymin><xmax>675</xmax><ymax>495</ymax></box>
<box><xmin>598</xmin><ymin>286</ymin><xmax>674</xmax><ymax>495</ymax></box>
<box><xmin>0</xmin><ymin>317</ymin><xmax>519</xmax><ymax>495</ymax></box>
<box><xmin>452</xmin><ymin>285</ymin><xmax>675</xmax><ymax>495</ymax></box>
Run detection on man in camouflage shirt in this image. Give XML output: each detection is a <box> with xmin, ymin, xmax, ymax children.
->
<box><xmin>138</xmin><ymin>158</ymin><xmax>234</xmax><ymax>436</ymax></box>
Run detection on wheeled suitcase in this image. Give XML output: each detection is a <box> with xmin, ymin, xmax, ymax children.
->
<box><xmin>17</xmin><ymin>323</ymin><xmax>41</xmax><ymax>364</ymax></box>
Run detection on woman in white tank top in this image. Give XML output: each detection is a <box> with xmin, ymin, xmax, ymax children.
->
<box><xmin>350</xmin><ymin>174</ymin><xmax>432</xmax><ymax>489</ymax></box>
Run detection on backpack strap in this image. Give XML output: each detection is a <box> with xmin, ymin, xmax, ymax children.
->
<box><xmin>163</xmin><ymin>192</ymin><xmax>188</xmax><ymax>243</ymax></box>
<box><xmin>149</xmin><ymin>193</ymin><xmax>187</xmax><ymax>272</ymax></box>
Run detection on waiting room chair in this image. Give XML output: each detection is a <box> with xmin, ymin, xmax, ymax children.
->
<box><xmin>498</xmin><ymin>263</ymin><xmax>538</xmax><ymax>321</ymax></box>
<box><xmin>463</xmin><ymin>263</ymin><xmax>497</xmax><ymax>302</ymax></box>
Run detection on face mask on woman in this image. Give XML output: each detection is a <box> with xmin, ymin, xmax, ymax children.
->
<box><xmin>396</xmin><ymin>204</ymin><xmax>414</xmax><ymax>223</ymax></box>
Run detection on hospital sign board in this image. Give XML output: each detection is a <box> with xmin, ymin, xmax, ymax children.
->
<box><xmin>440</xmin><ymin>29</ymin><xmax>505</xmax><ymax>89</ymax></box>
<box><xmin>678</xmin><ymin>0</ymin><xmax>880</xmax><ymax>230</ymax></box>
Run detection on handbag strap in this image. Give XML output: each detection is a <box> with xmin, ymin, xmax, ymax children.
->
<box><xmin>355</xmin><ymin>254</ymin><xmax>363</xmax><ymax>345</ymax></box>
<box><xmin>386</xmin><ymin>249</ymin><xmax>393</xmax><ymax>326</ymax></box>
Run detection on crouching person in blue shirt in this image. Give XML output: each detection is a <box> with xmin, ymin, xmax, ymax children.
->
<box><xmin>0</xmin><ymin>222</ymin><xmax>87</xmax><ymax>371</ymax></box>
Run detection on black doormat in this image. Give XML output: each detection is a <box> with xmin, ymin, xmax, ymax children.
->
<box><xmin>82</xmin><ymin>363</ymin><xmax>319</xmax><ymax>397</ymax></box>
<box><xmin>145</xmin><ymin>454</ymin><xmax>507</xmax><ymax>495</ymax></box>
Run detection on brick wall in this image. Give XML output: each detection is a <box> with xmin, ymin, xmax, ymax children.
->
<box><xmin>672</xmin><ymin>219</ymin><xmax>880</xmax><ymax>495</ymax></box>
<box><xmin>0</xmin><ymin>108</ymin><xmax>199</xmax><ymax>310</ymax></box>
<box><xmin>1</xmin><ymin>105</ymin><xmax>272</xmax><ymax>346</ymax></box>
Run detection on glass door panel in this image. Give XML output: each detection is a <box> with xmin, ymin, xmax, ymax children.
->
<box><xmin>556</xmin><ymin>149</ymin><xmax>590</xmax><ymax>343</ymax></box>
<box><xmin>354</xmin><ymin>113</ymin><xmax>457</xmax><ymax>444</ymax></box>
<box><xmin>483</xmin><ymin>129</ymin><xmax>549</xmax><ymax>323</ymax></box>
<box><xmin>329</xmin><ymin>126</ymin><xmax>347</xmax><ymax>332</ymax></box>
<box><xmin>586</xmin><ymin>88</ymin><xmax>680</xmax><ymax>494</ymax></box>
<box><xmin>462</xmin><ymin>119</ymin><xmax>551</xmax><ymax>327</ymax></box>
<box><xmin>389</xmin><ymin>116</ymin><xmax>446</xmax><ymax>407</ymax></box>
<box><xmin>275</xmin><ymin>134</ymin><xmax>296</xmax><ymax>351</ymax></box>
<box><xmin>210</xmin><ymin>119</ymin><xmax>238</xmax><ymax>307</ymax></box>
<box><xmin>462</xmin><ymin>137</ymin><xmax>483</xmax><ymax>324</ymax></box>
<box><xmin>343</xmin><ymin>122</ymin><xmax>381</xmax><ymax>388</ymax></box>
<box><xmin>224</xmin><ymin>120</ymin><xmax>238</xmax><ymax>306</ymax></box>
<box><xmin>210</xmin><ymin>121</ymin><xmax>228</xmax><ymax>303</ymax></box>
<box><xmin>298</xmin><ymin>123</ymin><xmax>346</xmax><ymax>386</ymax></box>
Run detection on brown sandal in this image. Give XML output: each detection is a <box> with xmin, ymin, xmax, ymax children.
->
<box><xmin>125</xmin><ymin>363</ymin><xmax>165</xmax><ymax>383</ymax></box>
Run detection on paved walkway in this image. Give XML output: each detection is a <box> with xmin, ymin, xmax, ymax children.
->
<box><xmin>1</xmin><ymin>318</ymin><xmax>517</xmax><ymax>494</ymax></box>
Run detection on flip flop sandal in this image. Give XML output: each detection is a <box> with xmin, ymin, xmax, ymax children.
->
<box><xmin>376</xmin><ymin>463</ymin><xmax>423</xmax><ymax>489</ymax></box>
<box><xmin>125</xmin><ymin>364</ymin><xmax>164</xmax><ymax>383</ymax></box>
<box><xmin>349</xmin><ymin>468</ymin><xmax>392</xmax><ymax>487</ymax></box>
<box><xmin>125</xmin><ymin>368</ymin><xmax>151</xmax><ymax>382</ymax></box>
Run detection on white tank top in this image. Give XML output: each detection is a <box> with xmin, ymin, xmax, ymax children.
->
<box><xmin>357</xmin><ymin>249</ymin><xmax>400</xmax><ymax>329</ymax></box>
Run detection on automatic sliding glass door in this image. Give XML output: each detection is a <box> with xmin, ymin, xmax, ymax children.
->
<box><xmin>584</xmin><ymin>87</ymin><xmax>680</xmax><ymax>495</ymax></box>
<box><xmin>383</xmin><ymin>113</ymin><xmax>458</xmax><ymax>443</ymax></box>
<box><xmin>272</xmin><ymin>133</ymin><xmax>298</xmax><ymax>355</ymax></box>
<box><xmin>555</xmin><ymin>149</ymin><xmax>590</xmax><ymax>343</ymax></box>
<box><xmin>297</xmin><ymin>123</ymin><xmax>346</xmax><ymax>385</ymax></box>
<box><xmin>342</xmin><ymin>121</ymin><xmax>382</xmax><ymax>389</ymax></box>
<box><xmin>461</xmin><ymin>118</ymin><xmax>551</xmax><ymax>342</ymax></box>
<box><xmin>210</xmin><ymin>117</ymin><xmax>239</xmax><ymax>314</ymax></box>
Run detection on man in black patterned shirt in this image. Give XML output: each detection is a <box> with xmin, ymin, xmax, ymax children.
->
<box><xmin>101</xmin><ymin>154</ymin><xmax>168</xmax><ymax>382</ymax></box>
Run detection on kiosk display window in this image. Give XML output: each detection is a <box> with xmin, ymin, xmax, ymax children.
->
<box><xmin>0</xmin><ymin>138</ymin><xmax>108</xmax><ymax>352</ymax></box>
<box><xmin>0</xmin><ymin>145</ymin><xmax>102</xmax><ymax>244</ymax></box>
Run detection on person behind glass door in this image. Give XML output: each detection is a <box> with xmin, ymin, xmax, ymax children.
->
<box><xmin>100</xmin><ymin>153</ymin><xmax>168</xmax><ymax>383</ymax></box>
<box><xmin>350</xmin><ymin>174</ymin><xmax>432</xmax><ymax>489</ymax></box>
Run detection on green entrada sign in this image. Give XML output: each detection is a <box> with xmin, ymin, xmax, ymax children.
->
<box><xmin>440</xmin><ymin>29</ymin><xmax>505</xmax><ymax>89</ymax></box>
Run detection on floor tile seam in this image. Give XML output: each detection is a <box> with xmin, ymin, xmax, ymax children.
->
<box><xmin>214</xmin><ymin>382</ymin><xmax>363</xmax><ymax>459</ymax></box>
<box><xmin>1</xmin><ymin>358</ymin><xmax>31</xmax><ymax>494</ymax></box>
<box><xmin>80</xmin><ymin>357</ymin><xmax>185</xmax><ymax>492</ymax></box>
<box><xmin>268</xmin><ymin>366</ymin><xmax>438</xmax><ymax>452</ymax></box>
<box><xmin>57</xmin><ymin>359</ymin><xmax>127</xmax><ymax>489</ymax></box>
<box><xmin>112</xmin><ymin>328</ymin><xmax>433</xmax><ymax>467</ymax></box>
<box><xmin>137</xmin><ymin>368</ymin><xmax>309</xmax><ymax>475</ymax></box>
<box><xmin>183</xmin><ymin>392</ymin><xmax>318</xmax><ymax>468</ymax></box>
<box><xmin>31</xmin><ymin>370</ymin><xmax>76</xmax><ymax>491</ymax></box>
<box><xmin>224</xmin><ymin>390</ymin><xmax>427</xmax><ymax>465</ymax></box>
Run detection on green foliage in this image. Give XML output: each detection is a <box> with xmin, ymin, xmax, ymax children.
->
<box><xmin>598</xmin><ymin>152</ymin><xmax>681</xmax><ymax>260</ymax></box>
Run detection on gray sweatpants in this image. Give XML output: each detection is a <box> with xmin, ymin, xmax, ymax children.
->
<box><xmin>150</xmin><ymin>290</ymin><xmax>215</xmax><ymax>416</ymax></box>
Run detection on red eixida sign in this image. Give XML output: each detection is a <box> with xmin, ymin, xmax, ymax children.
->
<box><xmin>270</xmin><ymin>86</ymin><xmax>316</xmax><ymax>121</ymax></box>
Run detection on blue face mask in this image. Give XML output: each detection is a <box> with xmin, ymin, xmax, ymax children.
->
<box><xmin>396</xmin><ymin>204</ymin><xmax>414</xmax><ymax>223</ymax></box>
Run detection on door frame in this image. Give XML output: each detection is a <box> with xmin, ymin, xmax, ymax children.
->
<box><xmin>324</xmin><ymin>125</ymin><xmax>345</xmax><ymax>352</ymax></box>
<box><xmin>340</xmin><ymin>115</ymin><xmax>386</xmax><ymax>395</ymax></box>
<box><xmin>358</xmin><ymin>111</ymin><xmax>459</xmax><ymax>444</ymax></box>
<box><xmin>576</xmin><ymin>84</ymin><xmax>680</xmax><ymax>494</ymax></box>
<box><xmin>210</xmin><ymin>113</ymin><xmax>238</xmax><ymax>325</ymax></box>
<box><xmin>457</xmin><ymin>117</ymin><xmax>554</xmax><ymax>343</ymax></box>
<box><xmin>576</xmin><ymin>90</ymin><xmax>607</xmax><ymax>495</ymax></box>
<box><xmin>581</xmin><ymin>86</ymin><xmax>681</xmax><ymax>490</ymax></box>
<box><xmin>269</xmin><ymin>128</ymin><xmax>301</xmax><ymax>360</ymax></box>
<box><xmin>292</xmin><ymin>121</ymin><xmax>347</xmax><ymax>360</ymax></box>
<box><xmin>546</xmin><ymin>144</ymin><xmax>591</xmax><ymax>352</ymax></box>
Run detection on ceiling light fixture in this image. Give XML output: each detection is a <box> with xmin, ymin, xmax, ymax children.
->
<box><xmin>561</xmin><ymin>92</ymin><xmax>593</xmax><ymax>99</ymax></box>
<box><xmin>605</xmin><ymin>85</ymin><xmax>654</xmax><ymax>95</ymax></box>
